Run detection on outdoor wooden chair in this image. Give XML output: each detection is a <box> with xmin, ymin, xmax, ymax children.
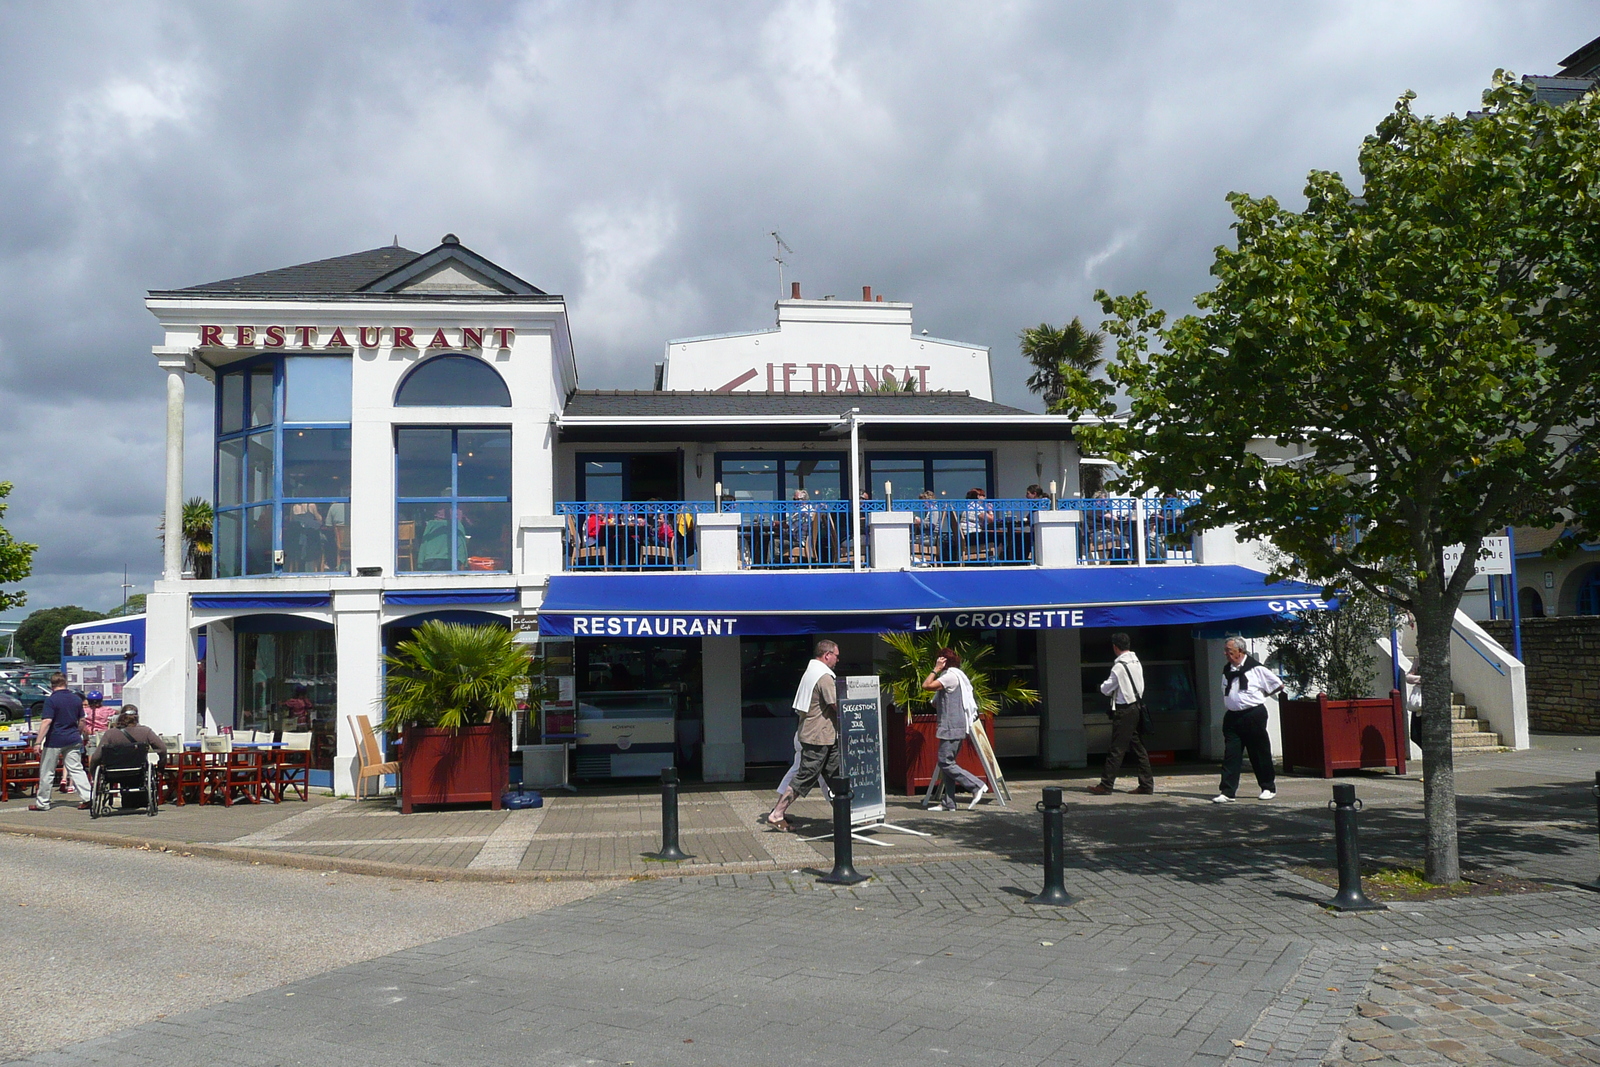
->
<box><xmin>396</xmin><ymin>520</ymin><xmax>417</xmax><ymax>571</ymax></box>
<box><xmin>566</xmin><ymin>515</ymin><xmax>607</xmax><ymax>568</ymax></box>
<box><xmin>350</xmin><ymin>715</ymin><xmax>398</xmax><ymax>801</ymax></box>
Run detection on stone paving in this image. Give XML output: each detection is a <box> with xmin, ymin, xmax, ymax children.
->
<box><xmin>1</xmin><ymin>738</ymin><xmax>1597</xmax><ymax>1066</ymax></box>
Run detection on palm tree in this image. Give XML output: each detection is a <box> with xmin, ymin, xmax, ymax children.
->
<box><xmin>877</xmin><ymin>627</ymin><xmax>1039</xmax><ymax>720</ymax></box>
<box><xmin>157</xmin><ymin>497</ymin><xmax>214</xmax><ymax>579</ymax></box>
<box><xmin>381</xmin><ymin>621</ymin><xmax>536</xmax><ymax>731</ymax></box>
<box><xmin>1020</xmin><ymin>316</ymin><xmax>1105</xmax><ymax>412</ymax></box>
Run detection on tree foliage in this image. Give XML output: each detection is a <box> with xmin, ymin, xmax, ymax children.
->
<box><xmin>107</xmin><ymin>593</ymin><xmax>148</xmax><ymax>618</ymax></box>
<box><xmin>158</xmin><ymin>497</ymin><xmax>213</xmax><ymax>579</ymax></box>
<box><xmin>1020</xmin><ymin>316</ymin><xmax>1104</xmax><ymax>412</ymax></box>
<box><xmin>381</xmin><ymin>621</ymin><xmax>534</xmax><ymax>731</ymax></box>
<box><xmin>16</xmin><ymin>606</ymin><xmax>105</xmax><ymax>664</ymax></box>
<box><xmin>1262</xmin><ymin>552</ymin><xmax>1396</xmax><ymax>701</ymax></box>
<box><xmin>1069</xmin><ymin>74</ymin><xmax>1600</xmax><ymax>882</ymax></box>
<box><xmin>0</xmin><ymin>482</ymin><xmax>36</xmax><ymax>613</ymax></box>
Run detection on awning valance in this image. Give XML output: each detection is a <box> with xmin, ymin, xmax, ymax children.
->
<box><xmin>383</xmin><ymin>588</ymin><xmax>519</xmax><ymax>606</ymax></box>
<box><xmin>537</xmin><ymin>567</ymin><xmax>1331</xmax><ymax>637</ymax></box>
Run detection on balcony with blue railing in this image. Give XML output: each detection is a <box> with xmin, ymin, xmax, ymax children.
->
<box><xmin>551</xmin><ymin>497</ymin><xmax>1196</xmax><ymax>572</ymax></box>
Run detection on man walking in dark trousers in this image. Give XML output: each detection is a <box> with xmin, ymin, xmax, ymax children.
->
<box><xmin>767</xmin><ymin>640</ymin><xmax>847</xmax><ymax>830</ymax></box>
<box><xmin>1213</xmin><ymin>637</ymin><xmax>1284</xmax><ymax>803</ymax></box>
<box><xmin>1087</xmin><ymin>633</ymin><xmax>1154</xmax><ymax>795</ymax></box>
<box><xmin>30</xmin><ymin>674</ymin><xmax>92</xmax><ymax>811</ymax></box>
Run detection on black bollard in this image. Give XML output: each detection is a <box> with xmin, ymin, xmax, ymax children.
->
<box><xmin>816</xmin><ymin>786</ymin><xmax>868</xmax><ymax>885</ymax></box>
<box><xmin>652</xmin><ymin>767</ymin><xmax>691</xmax><ymax>862</ymax></box>
<box><xmin>1326</xmin><ymin>783</ymin><xmax>1384</xmax><ymax>911</ymax></box>
<box><xmin>1582</xmin><ymin>772</ymin><xmax>1600</xmax><ymax>893</ymax></box>
<box><xmin>1027</xmin><ymin>786</ymin><xmax>1075</xmax><ymax>906</ymax></box>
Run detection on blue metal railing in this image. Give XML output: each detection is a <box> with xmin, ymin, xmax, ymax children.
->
<box><xmin>889</xmin><ymin>498</ymin><xmax>1052</xmax><ymax>566</ymax></box>
<box><xmin>553</xmin><ymin>496</ymin><xmax>1196</xmax><ymax>571</ymax></box>
<box><xmin>732</xmin><ymin>499</ymin><xmax>881</xmax><ymax>569</ymax></box>
<box><xmin>555</xmin><ymin>502</ymin><xmax>715</xmax><ymax>571</ymax></box>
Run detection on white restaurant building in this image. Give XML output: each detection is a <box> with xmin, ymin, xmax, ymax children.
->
<box><xmin>130</xmin><ymin>239</ymin><xmax>1520</xmax><ymax>793</ymax></box>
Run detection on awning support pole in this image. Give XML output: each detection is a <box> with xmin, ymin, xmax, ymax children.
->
<box><xmin>848</xmin><ymin>408</ymin><xmax>862</xmax><ymax>572</ymax></box>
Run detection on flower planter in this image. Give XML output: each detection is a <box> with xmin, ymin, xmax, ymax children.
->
<box><xmin>884</xmin><ymin>711</ymin><xmax>995</xmax><ymax>796</ymax></box>
<box><xmin>399</xmin><ymin>719</ymin><xmax>511</xmax><ymax>814</ymax></box>
<box><xmin>1281</xmin><ymin>691</ymin><xmax>1406</xmax><ymax>778</ymax></box>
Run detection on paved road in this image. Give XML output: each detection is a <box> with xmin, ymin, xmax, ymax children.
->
<box><xmin>0</xmin><ymin>835</ymin><xmax>614</xmax><ymax>1062</ymax></box>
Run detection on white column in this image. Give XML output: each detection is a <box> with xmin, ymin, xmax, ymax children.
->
<box><xmin>204</xmin><ymin>617</ymin><xmax>236</xmax><ymax>733</ymax></box>
<box><xmin>697</xmin><ymin>513</ymin><xmax>743</xmax><ymax>572</ymax></box>
<box><xmin>700</xmin><ymin>635</ymin><xmax>744</xmax><ymax>782</ymax></box>
<box><xmin>155</xmin><ymin>352</ymin><xmax>190</xmax><ymax>580</ymax></box>
<box><xmin>1040</xmin><ymin>628</ymin><xmax>1085</xmax><ymax>768</ymax></box>
<box><xmin>334</xmin><ymin>590</ymin><xmax>383</xmax><ymax>796</ymax></box>
<box><xmin>519</xmin><ymin>515</ymin><xmax>566</xmax><ymax>576</ymax></box>
<box><xmin>868</xmin><ymin>511</ymin><xmax>912</xmax><ymax>571</ymax></box>
<box><xmin>1033</xmin><ymin>510</ymin><xmax>1080</xmax><ymax>568</ymax></box>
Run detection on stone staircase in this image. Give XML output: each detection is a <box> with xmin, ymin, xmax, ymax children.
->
<box><xmin>1450</xmin><ymin>692</ymin><xmax>1505</xmax><ymax>752</ymax></box>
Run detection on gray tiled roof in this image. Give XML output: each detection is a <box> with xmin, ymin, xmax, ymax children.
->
<box><xmin>1524</xmin><ymin>75</ymin><xmax>1598</xmax><ymax>106</ymax></box>
<box><xmin>562</xmin><ymin>390</ymin><xmax>1037</xmax><ymax>418</ymax></box>
<box><xmin>176</xmin><ymin>246</ymin><xmax>426</xmax><ymax>293</ymax></box>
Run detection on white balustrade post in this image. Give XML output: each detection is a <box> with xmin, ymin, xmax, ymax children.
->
<box><xmin>1033</xmin><ymin>510</ymin><xmax>1080</xmax><ymax>568</ymax></box>
<box><xmin>519</xmin><ymin>516</ymin><xmax>567</xmax><ymax>575</ymax></box>
<box><xmin>697</xmin><ymin>513</ymin><xmax>743</xmax><ymax>572</ymax></box>
<box><xmin>1135</xmin><ymin>498</ymin><xmax>1149</xmax><ymax>566</ymax></box>
<box><xmin>868</xmin><ymin>511</ymin><xmax>912</xmax><ymax>570</ymax></box>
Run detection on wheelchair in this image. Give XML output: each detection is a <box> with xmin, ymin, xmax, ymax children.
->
<box><xmin>89</xmin><ymin>741</ymin><xmax>160</xmax><ymax>818</ymax></box>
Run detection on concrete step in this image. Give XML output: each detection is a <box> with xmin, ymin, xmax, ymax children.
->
<box><xmin>1453</xmin><ymin>731</ymin><xmax>1505</xmax><ymax>750</ymax></box>
<box><xmin>1451</xmin><ymin>704</ymin><xmax>1479</xmax><ymax>720</ymax></box>
<box><xmin>1451</xmin><ymin>718</ymin><xmax>1495</xmax><ymax>736</ymax></box>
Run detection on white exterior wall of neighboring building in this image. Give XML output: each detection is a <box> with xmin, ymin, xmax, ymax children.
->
<box><xmin>662</xmin><ymin>298</ymin><xmax>993</xmax><ymax>400</ymax></box>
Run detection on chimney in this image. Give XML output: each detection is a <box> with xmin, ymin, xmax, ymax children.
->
<box><xmin>791</xmin><ymin>281</ymin><xmax>801</xmax><ymax>299</ymax></box>
<box><xmin>875</xmin><ymin>295</ymin><xmax>883</xmax><ymax>302</ymax></box>
<box><xmin>862</xmin><ymin>285</ymin><xmax>872</xmax><ymax>302</ymax></box>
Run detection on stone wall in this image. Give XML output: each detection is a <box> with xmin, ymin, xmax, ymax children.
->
<box><xmin>1481</xmin><ymin>616</ymin><xmax>1600</xmax><ymax>733</ymax></box>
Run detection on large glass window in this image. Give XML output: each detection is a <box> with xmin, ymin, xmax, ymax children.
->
<box><xmin>867</xmin><ymin>452</ymin><xmax>992</xmax><ymax>500</ymax></box>
<box><xmin>236</xmin><ymin>624</ymin><xmax>336</xmax><ymax>773</ymax></box>
<box><xmin>576</xmin><ymin>453</ymin><xmax>682</xmax><ymax>501</ymax></box>
<box><xmin>715</xmin><ymin>453</ymin><xmax>844</xmax><ymax>501</ymax></box>
<box><xmin>394</xmin><ymin>354</ymin><xmax>511</xmax><ymax>407</ymax></box>
<box><xmin>214</xmin><ymin>357</ymin><xmax>352</xmax><ymax>576</ymax></box>
<box><xmin>395</xmin><ymin>427</ymin><xmax>512</xmax><ymax>572</ymax></box>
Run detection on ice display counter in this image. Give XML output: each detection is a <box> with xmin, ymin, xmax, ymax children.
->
<box><xmin>573</xmin><ymin>689</ymin><xmax>676</xmax><ymax>779</ymax></box>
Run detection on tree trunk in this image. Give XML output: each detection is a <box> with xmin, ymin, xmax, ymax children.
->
<box><xmin>1413</xmin><ymin>595</ymin><xmax>1459</xmax><ymax>884</ymax></box>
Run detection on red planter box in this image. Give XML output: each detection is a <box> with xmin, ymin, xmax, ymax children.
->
<box><xmin>1281</xmin><ymin>691</ymin><xmax>1407</xmax><ymax>778</ymax></box>
<box><xmin>399</xmin><ymin>719</ymin><xmax>511</xmax><ymax>814</ymax></box>
<box><xmin>885</xmin><ymin>713</ymin><xmax>995</xmax><ymax>796</ymax></box>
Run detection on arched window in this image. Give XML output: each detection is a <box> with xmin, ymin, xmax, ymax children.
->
<box><xmin>394</xmin><ymin>354</ymin><xmax>511</xmax><ymax>407</ymax></box>
<box><xmin>1578</xmin><ymin>566</ymin><xmax>1600</xmax><ymax>616</ymax></box>
<box><xmin>1518</xmin><ymin>586</ymin><xmax>1545</xmax><ymax>619</ymax></box>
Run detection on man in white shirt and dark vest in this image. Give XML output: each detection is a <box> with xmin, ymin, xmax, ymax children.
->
<box><xmin>1088</xmin><ymin>632</ymin><xmax>1154</xmax><ymax>795</ymax></box>
<box><xmin>1213</xmin><ymin>637</ymin><xmax>1284</xmax><ymax>803</ymax></box>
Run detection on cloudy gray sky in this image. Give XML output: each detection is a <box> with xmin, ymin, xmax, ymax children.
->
<box><xmin>0</xmin><ymin>0</ymin><xmax>1592</xmax><ymax>617</ymax></box>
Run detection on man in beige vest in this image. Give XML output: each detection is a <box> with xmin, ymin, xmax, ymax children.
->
<box><xmin>766</xmin><ymin>640</ymin><xmax>845</xmax><ymax>831</ymax></box>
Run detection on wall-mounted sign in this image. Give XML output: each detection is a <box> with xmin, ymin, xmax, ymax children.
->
<box><xmin>70</xmin><ymin>632</ymin><xmax>132</xmax><ymax>656</ymax></box>
<box><xmin>196</xmin><ymin>325</ymin><xmax>516</xmax><ymax>351</ymax></box>
<box><xmin>1442</xmin><ymin>536</ymin><xmax>1513</xmax><ymax>577</ymax></box>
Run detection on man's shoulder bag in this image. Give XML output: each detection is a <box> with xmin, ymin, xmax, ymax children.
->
<box><xmin>1116</xmin><ymin>663</ymin><xmax>1152</xmax><ymax>736</ymax></box>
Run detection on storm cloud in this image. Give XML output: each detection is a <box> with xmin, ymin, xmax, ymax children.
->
<box><xmin>0</xmin><ymin>0</ymin><xmax>1588</xmax><ymax>612</ymax></box>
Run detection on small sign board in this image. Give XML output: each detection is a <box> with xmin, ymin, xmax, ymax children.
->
<box><xmin>1443</xmin><ymin>536</ymin><xmax>1513</xmax><ymax>577</ymax></box>
<box><xmin>839</xmin><ymin>675</ymin><xmax>886</xmax><ymax>826</ymax></box>
<box><xmin>70</xmin><ymin>632</ymin><xmax>131</xmax><ymax>657</ymax></box>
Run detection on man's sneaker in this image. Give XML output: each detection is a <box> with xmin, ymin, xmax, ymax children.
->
<box><xmin>1134</xmin><ymin>784</ymin><xmax>1154</xmax><ymax>795</ymax></box>
<box><xmin>940</xmin><ymin>797</ymin><xmax>957</xmax><ymax>811</ymax></box>
<box><xmin>26</xmin><ymin>804</ymin><xmax>48</xmax><ymax>812</ymax></box>
<box><xmin>1258</xmin><ymin>789</ymin><xmax>1276</xmax><ymax>800</ymax></box>
<box><xmin>1086</xmin><ymin>782</ymin><xmax>1114</xmax><ymax>796</ymax></box>
<box><xmin>967</xmin><ymin>783</ymin><xmax>989</xmax><ymax>810</ymax></box>
<box><xmin>1211</xmin><ymin>794</ymin><xmax>1233</xmax><ymax>804</ymax></box>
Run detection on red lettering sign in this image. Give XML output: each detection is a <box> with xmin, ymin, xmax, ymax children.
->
<box><xmin>360</xmin><ymin>327</ymin><xmax>383</xmax><ymax>348</ymax></box>
<box><xmin>235</xmin><ymin>325</ymin><xmax>255</xmax><ymax>347</ymax></box>
<box><xmin>295</xmin><ymin>326</ymin><xmax>318</xmax><ymax>348</ymax></box>
<box><xmin>327</xmin><ymin>327</ymin><xmax>350</xmax><ymax>348</ymax></box>
<box><xmin>427</xmin><ymin>329</ymin><xmax>450</xmax><ymax>349</ymax></box>
<box><xmin>493</xmin><ymin>328</ymin><xmax>515</xmax><ymax>348</ymax></box>
<box><xmin>263</xmin><ymin>325</ymin><xmax>285</xmax><ymax>348</ymax></box>
<box><xmin>461</xmin><ymin>327</ymin><xmax>484</xmax><ymax>348</ymax></box>
<box><xmin>199</xmin><ymin>325</ymin><xmax>222</xmax><ymax>347</ymax></box>
<box><xmin>392</xmin><ymin>327</ymin><xmax>415</xmax><ymax>348</ymax></box>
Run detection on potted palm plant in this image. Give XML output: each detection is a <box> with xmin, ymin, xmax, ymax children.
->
<box><xmin>878</xmin><ymin>627</ymin><xmax>1039</xmax><ymax>795</ymax></box>
<box><xmin>381</xmin><ymin>621</ymin><xmax>529</xmax><ymax>813</ymax></box>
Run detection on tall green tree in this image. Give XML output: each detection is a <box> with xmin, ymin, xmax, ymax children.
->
<box><xmin>15</xmin><ymin>606</ymin><xmax>105</xmax><ymax>664</ymax></box>
<box><xmin>1068</xmin><ymin>74</ymin><xmax>1600</xmax><ymax>884</ymax></box>
<box><xmin>0</xmin><ymin>482</ymin><xmax>37</xmax><ymax>612</ymax></box>
<box><xmin>1020</xmin><ymin>316</ymin><xmax>1104</xmax><ymax>412</ymax></box>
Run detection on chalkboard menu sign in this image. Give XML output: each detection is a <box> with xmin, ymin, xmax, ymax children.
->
<box><xmin>839</xmin><ymin>675</ymin><xmax>886</xmax><ymax>825</ymax></box>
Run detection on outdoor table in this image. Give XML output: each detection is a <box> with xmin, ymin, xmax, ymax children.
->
<box><xmin>0</xmin><ymin>740</ymin><xmax>40</xmax><ymax>802</ymax></box>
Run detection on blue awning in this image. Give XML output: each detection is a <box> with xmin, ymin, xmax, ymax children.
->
<box><xmin>537</xmin><ymin>567</ymin><xmax>1331</xmax><ymax>637</ymax></box>
<box><xmin>383</xmin><ymin>588</ymin><xmax>518</xmax><ymax>606</ymax></box>
<box><xmin>191</xmin><ymin>593</ymin><xmax>332</xmax><ymax>610</ymax></box>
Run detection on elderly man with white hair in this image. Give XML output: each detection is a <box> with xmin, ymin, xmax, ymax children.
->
<box><xmin>1213</xmin><ymin>637</ymin><xmax>1284</xmax><ymax>804</ymax></box>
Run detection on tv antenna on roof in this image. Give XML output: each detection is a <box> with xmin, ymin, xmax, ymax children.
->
<box><xmin>770</xmin><ymin>230</ymin><xmax>793</xmax><ymax>297</ymax></box>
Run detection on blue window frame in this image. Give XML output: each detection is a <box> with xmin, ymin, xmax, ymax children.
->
<box><xmin>865</xmin><ymin>452</ymin><xmax>992</xmax><ymax>501</ymax></box>
<box><xmin>214</xmin><ymin>357</ymin><xmax>352</xmax><ymax>577</ymax></box>
<box><xmin>394</xmin><ymin>354</ymin><xmax>511</xmax><ymax>407</ymax></box>
<box><xmin>1578</xmin><ymin>566</ymin><xmax>1600</xmax><ymax>616</ymax></box>
<box><xmin>714</xmin><ymin>452</ymin><xmax>846</xmax><ymax>501</ymax></box>
<box><xmin>395</xmin><ymin>427</ymin><xmax>512</xmax><ymax>573</ymax></box>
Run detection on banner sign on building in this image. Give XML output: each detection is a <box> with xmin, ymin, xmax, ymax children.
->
<box><xmin>70</xmin><ymin>632</ymin><xmax>133</xmax><ymax>657</ymax></box>
<box><xmin>839</xmin><ymin>676</ymin><xmax>886</xmax><ymax>827</ymax></box>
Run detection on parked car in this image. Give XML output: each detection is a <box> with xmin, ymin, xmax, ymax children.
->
<box><xmin>0</xmin><ymin>690</ymin><xmax>22</xmax><ymax>720</ymax></box>
<box><xmin>3</xmin><ymin>682</ymin><xmax>50</xmax><ymax>718</ymax></box>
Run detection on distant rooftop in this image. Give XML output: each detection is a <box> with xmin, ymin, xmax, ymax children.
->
<box><xmin>1524</xmin><ymin>34</ymin><xmax>1600</xmax><ymax>105</ymax></box>
<box><xmin>561</xmin><ymin>390</ymin><xmax>1033</xmax><ymax>419</ymax></box>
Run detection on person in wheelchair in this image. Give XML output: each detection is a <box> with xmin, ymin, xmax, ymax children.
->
<box><xmin>87</xmin><ymin>706</ymin><xmax>167</xmax><ymax>815</ymax></box>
